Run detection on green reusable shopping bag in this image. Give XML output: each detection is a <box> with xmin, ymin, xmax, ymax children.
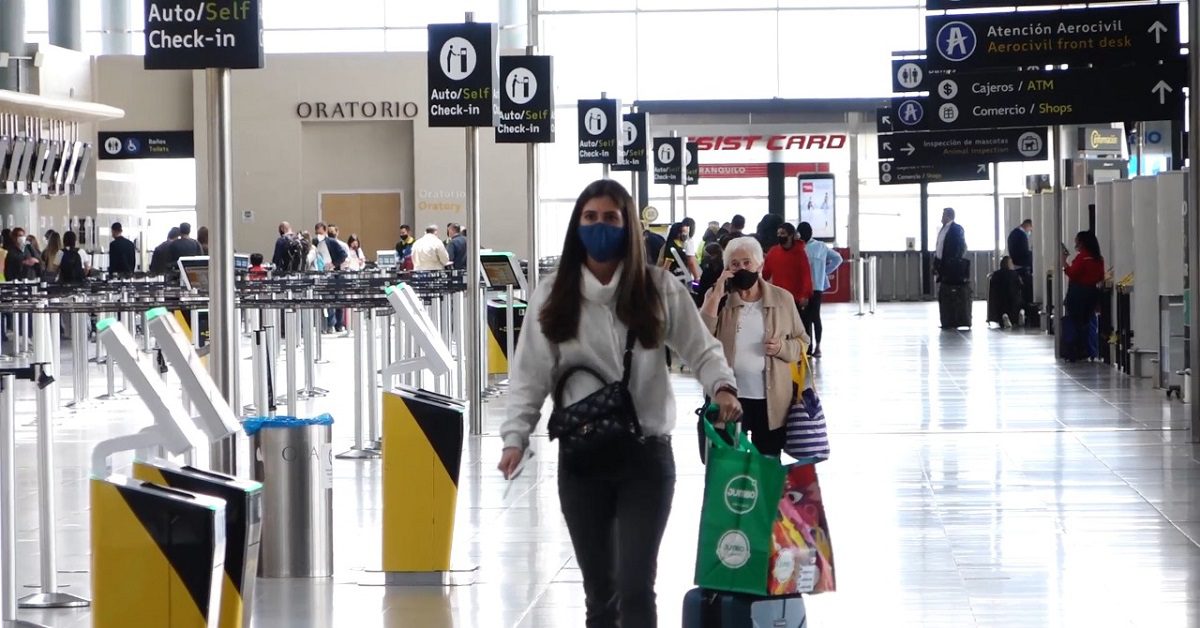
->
<box><xmin>694</xmin><ymin>419</ymin><xmax>788</xmax><ymax>595</ymax></box>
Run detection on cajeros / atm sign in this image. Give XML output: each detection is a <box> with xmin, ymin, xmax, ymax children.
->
<box><xmin>692</xmin><ymin>134</ymin><xmax>848</xmax><ymax>151</ymax></box>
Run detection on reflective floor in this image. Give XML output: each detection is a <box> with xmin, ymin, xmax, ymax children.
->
<box><xmin>9</xmin><ymin>301</ymin><xmax>1200</xmax><ymax>627</ymax></box>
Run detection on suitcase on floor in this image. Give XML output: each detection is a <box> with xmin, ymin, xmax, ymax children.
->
<box><xmin>938</xmin><ymin>283</ymin><xmax>972</xmax><ymax>329</ymax></box>
<box><xmin>683</xmin><ymin>588</ymin><xmax>807</xmax><ymax>628</ymax></box>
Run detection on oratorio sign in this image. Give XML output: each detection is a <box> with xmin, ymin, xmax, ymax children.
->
<box><xmin>926</xmin><ymin>5</ymin><xmax>1179</xmax><ymax>71</ymax></box>
<box><xmin>143</xmin><ymin>0</ymin><xmax>264</xmax><ymax>70</ymax></box>
<box><xmin>496</xmin><ymin>55</ymin><xmax>554</xmax><ymax>143</ymax></box>
<box><xmin>577</xmin><ymin>98</ymin><xmax>620</xmax><ymax>164</ymax></box>
<box><xmin>295</xmin><ymin>101</ymin><xmax>419</xmax><ymax>120</ymax></box>
<box><xmin>427</xmin><ymin>22</ymin><xmax>497</xmax><ymax>128</ymax></box>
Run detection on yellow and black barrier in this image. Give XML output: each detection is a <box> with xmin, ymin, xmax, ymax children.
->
<box><xmin>133</xmin><ymin>459</ymin><xmax>263</xmax><ymax>628</ymax></box>
<box><xmin>91</xmin><ymin>475</ymin><xmax>226</xmax><ymax>628</ymax></box>
<box><xmin>382</xmin><ymin>386</ymin><xmax>465</xmax><ymax>574</ymax></box>
<box><xmin>485</xmin><ymin>297</ymin><xmax>526</xmax><ymax>375</ymax></box>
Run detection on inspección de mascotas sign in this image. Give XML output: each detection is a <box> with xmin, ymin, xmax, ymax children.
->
<box><xmin>143</xmin><ymin>0</ymin><xmax>264</xmax><ymax>70</ymax></box>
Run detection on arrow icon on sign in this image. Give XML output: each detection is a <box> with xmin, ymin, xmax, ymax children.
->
<box><xmin>977</xmin><ymin>164</ymin><xmax>987</xmax><ymax>174</ymax></box>
<box><xmin>1152</xmin><ymin>80</ymin><xmax>1174</xmax><ymax>105</ymax></box>
<box><xmin>882</xmin><ymin>142</ymin><xmax>892</xmax><ymax>152</ymax></box>
<box><xmin>902</xmin><ymin>143</ymin><xmax>916</xmax><ymax>157</ymax></box>
<box><xmin>1149</xmin><ymin>21</ymin><xmax>1168</xmax><ymax>43</ymax></box>
<box><xmin>882</xmin><ymin>115</ymin><xmax>892</xmax><ymax>126</ymax></box>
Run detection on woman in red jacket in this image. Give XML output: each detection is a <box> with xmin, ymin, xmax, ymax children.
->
<box><xmin>1062</xmin><ymin>230</ymin><xmax>1105</xmax><ymax>362</ymax></box>
<box><xmin>762</xmin><ymin>222</ymin><xmax>814</xmax><ymax>317</ymax></box>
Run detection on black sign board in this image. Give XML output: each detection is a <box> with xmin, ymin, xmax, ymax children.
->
<box><xmin>496</xmin><ymin>55</ymin><xmax>554</xmax><ymax>143</ymax></box>
<box><xmin>878</xmin><ymin>160</ymin><xmax>989</xmax><ymax>185</ymax></box>
<box><xmin>878</xmin><ymin>128</ymin><xmax>1047</xmax><ymax>164</ymax></box>
<box><xmin>427</xmin><ymin>22</ymin><xmax>497</xmax><ymax>128</ymax></box>
<box><xmin>892</xmin><ymin>58</ymin><xmax>928</xmax><ymax>94</ymax></box>
<box><xmin>612</xmin><ymin>112</ymin><xmax>647</xmax><ymax>173</ymax></box>
<box><xmin>143</xmin><ymin>0</ymin><xmax>263</xmax><ymax>70</ymax></box>
<box><xmin>890</xmin><ymin>60</ymin><xmax>1185</xmax><ymax>131</ymax></box>
<box><xmin>653</xmin><ymin>137</ymin><xmax>684</xmax><ymax>185</ymax></box>
<box><xmin>1077</xmin><ymin>126</ymin><xmax>1123</xmax><ymax>152</ymax></box>
<box><xmin>98</xmin><ymin>131</ymin><xmax>195</xmax><ymax>160</ymax></box>
<box><xmin>926</xmin><ymin>5</ymin><xmax>1179</xmax><ymax>72</ymax></box>
<box><xmin>685</xmin><ymin>142</ymin><xmax>700</xmax><ymax>185</ymax></box>
<box><xmin>928</xmin><ymin>0</ymin><xmax>1130</xmax><ymax>9</ymax></box>
<box><xmin>577</xmin><ymin>98</ymin><xmax>620</xmax><ymax>164</ymax></box>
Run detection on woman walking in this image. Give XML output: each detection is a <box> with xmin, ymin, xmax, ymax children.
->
<box><xmin>499</xmin><ymin>180</ymin><xmax>740</xmax><ymax>628</ymax></box>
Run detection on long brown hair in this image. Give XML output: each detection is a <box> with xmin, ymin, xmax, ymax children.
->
<box><xmin>540</xmin><ymin>180</ymin><xmax>664</xmax><ymax>348</ymax></box>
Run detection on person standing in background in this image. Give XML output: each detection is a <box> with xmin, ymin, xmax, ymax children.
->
<box><xmin>719</xmin><ymin>214</ymin><xmax>747</xmax><ymax>248</ymax></box>
<box><xmin>166</xmin><ymin>222</ymin><xmax>203</xmax><ymax>270</ymax></box>
<box><xmin>412</xmin><ymin>225</ymin><xmax>450</xmax><ymax>271</ymax></box>
<box><xmin>197</xmin><ymin>226</ymin><xmax>209</xmax><ymax>255</ymax></box>
<box><xmin>345</xmin><ymin>235</ymin><xmax>367</xmax><ymax>271</ymax></box>
<box><xmin>149</xmin><ymin>227</ymin><xmax>180</xmax><ymax>275</ymax></box>
<box><xmin>108</xmin><ymin>222</ymin><xmax>137</xmax><ymax>275</ymax></box>
<box><xmin>762</xmin><ymin>222</ymin><xmax>814</xmax><ymax>320</ymax></box>
<box><xmin>800</xmin><ymin>221</ymin><xmax>843</xmax><ymax>357</ymax></box>
<box><xmin>446</xmin><ymin>223</ymin><xmax>468</xmax><ymax>270</ymax></box>
<box><xmin>934</xmin><ymin>208</ymin><xmax>970</xmax><ymax>330</ymax></box>
<box><xmin>273</xmin><ymin>222</ymin><xmax>293</xmax><ymax>269</ymax></box>
<box><xmin>1007</xmin><ymin>218</ymin><xmax>1034</xmax><ymax>306</ymax></box>
<box><xmin>42</xmin><ymin>230</ymin><xmax>62</xmax><ymax>275</ymax></box>
<box><xmin>395</xmin><ymin>224</ymin><xmax>415</xmax><ymax>270</ymax></box>
<box><xmin>310</xmin><ymin>222</ymin><xmax>333</xmax><ymax>271</ymax></box>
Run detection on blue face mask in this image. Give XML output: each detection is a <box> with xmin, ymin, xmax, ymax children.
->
<box><xmin>578</xmin><ymin>223</ymin><xmax>626</xmax><ymax>263</ymax></box>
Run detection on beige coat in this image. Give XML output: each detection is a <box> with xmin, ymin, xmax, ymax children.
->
<box><xmin>702</xmin><ymin>280</ymin><xmax>808</xmax><ymax>430</ymax></box>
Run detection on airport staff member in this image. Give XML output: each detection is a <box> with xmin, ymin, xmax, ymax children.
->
<box><xmin>108</xmin><ymin>222</ymin><xmax>137</xmax><ymax>275</ymax></box>
<box><xmin>412</xmin><ymin>225</ymin><xmax>450</xmax><ymax>271</ymax></box>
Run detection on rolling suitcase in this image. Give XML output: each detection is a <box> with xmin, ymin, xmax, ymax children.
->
<box><xmin>683</xmin><ymin>588</ymin><xmax>807</xmax><ymax>628</ymax></box>
<box><xmin>938</xmin><ymin>283</ymin><xmax>972</xmax><ymax>329</ymax></box>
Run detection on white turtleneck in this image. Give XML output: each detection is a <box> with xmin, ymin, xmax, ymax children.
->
<box><xmin>502</xmin><ymin>264</ymin><xmax>737</xmax><ymax>451</ymax></box>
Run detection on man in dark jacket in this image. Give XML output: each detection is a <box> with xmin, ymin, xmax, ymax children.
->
<box><xmin>149</xmin><ymin>227</ymin><xmax>180</xmax><ymax>275</ymax></box>
<box><xmin>167</xmin><ymin>222</ymin><xmax>204</xmax><ymax>268</ymax></box>
<box><xmin>445</xmin><ymin>223</ymin><xmax>468</xmax><ymax>270</ymax></box>
<box><xmin>1007</xmin><ymin>218</ymin><xmax>1034</xmax><ymax>305</ymax></box>
<box><xmin>108</xmin><ymin>222</ymin><xmax>137</xmax><ymax>275</ymax></box>
<box><xmin>934</xmin><ymin>207</ymin><xmax>970</xmax><ymax>329</ymax></box>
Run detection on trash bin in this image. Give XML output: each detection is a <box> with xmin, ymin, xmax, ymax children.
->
<box><xmin>245</xmin><ymin>414</ymin><xmax>334</xmax><ymax>578</ymax></box>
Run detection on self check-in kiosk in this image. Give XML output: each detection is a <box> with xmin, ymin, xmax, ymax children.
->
<box><xmin>482</xmin><ymin>252</ymin><xmax>527</xmax><ymax>375</ymax></box>
<box><xmin>144</xmin><ymin>306</ymin><xmax>241</xmax><ymax>441</ymax></box>
<box><xmin>382</xmin><ymin>283</ymin><xmax>455</xmax><ymax>382</ymax></box>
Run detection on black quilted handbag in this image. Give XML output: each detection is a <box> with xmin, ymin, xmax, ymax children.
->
<box><xmin>547</xmin><ymin>330</ymin><xmax>643</xmax><ymax>467</ymax></box>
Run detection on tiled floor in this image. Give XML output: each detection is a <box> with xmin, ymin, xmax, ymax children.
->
<box><xmin>8</xmin><ymin>301</ymin><xmax>1200</xmax><ymax>627</ymax></box>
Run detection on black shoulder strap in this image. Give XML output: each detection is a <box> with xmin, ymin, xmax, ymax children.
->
<box><xmin>620</xmin><ymin>328</ymin><xmax>636</xmax><ymax>386</ymax></box>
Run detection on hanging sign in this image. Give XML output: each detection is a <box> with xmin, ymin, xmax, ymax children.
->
<box><xmin>926</xmin><ymin>5</ymin><xmax>1179</xmax><ymax>71</ymax></box>
<box><xmin>427</xmin><ymin>22</ymin><xmax>498</xmax><ymax>128</ymax></box>
<box><xmin>653</xmin><ymin>137</ymin><xmax>684</xmax><ymax>185</ymax></box>
<box><xmin>685</xmin><ymin>142</ymin><xmax>700</xmax><ymax>185</ymax></box>
<box><xmin>878</xmin><ymin>160</ymin><xmax>989</xmax><ymax>185</ymax></box>
<box><xmin>928</xmin><ymin>0</ymin><xmax>1131</xmax><ymax>8</ymax></box>
<box><xmin>612</xmin><ymin>112</ymin><xmax>647</xmax><ymax>172</ymax></box>
<box><xmin>496</xmin><ymin>55</ymin><xmax>554</xmax><ymax>143</ymax></box>
<box><xmin>143</xmin><ymin>0</ymin><xmax>264</xmax><ymax>70</ymax></box>
<box><xmin>577</xmin><ymin>98</ymin><xmax>620</xmax><ymax>164</ymax></box>
<box><xmin>98</xmin><ymin>131</ymin><xmax>195</xmax><ymax>160</ymax></box>
<box><xmin>878</xmin><ymin>128</ymin><xmax>1048</xmax><ymax>164</ymax></box>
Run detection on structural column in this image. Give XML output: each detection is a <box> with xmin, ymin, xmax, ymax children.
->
<box><xmin>847</xmin><ymin>112</ymin><xmax>861</xmax><ymax>255</ymax></box>
<box><xmin>101</xmin><ymin>0</ymin><xmax>133</xmax><ymax>55</ymax></box>
<box><xmin>207</xmin><ymin>69</ymin><xmax>237</xmax><ymax>474</ymax></box>
<box><xmin>49</xmin><ymin>0</ymin><xmax>82</xmax><ymax>51</ymax></box>
<box><xmin>0</xmin><ymin>0</ymin><xmax>32</xmax><ymax>229</ymax></box>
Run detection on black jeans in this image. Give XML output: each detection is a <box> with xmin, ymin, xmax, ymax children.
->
<box><xmin>801</xmin><ymin>291</ymin><xmax>825</xmax><ymax>350</ymax></box>
<box><xmin>558</xmin><ymin>438</ymin><xmax>676</xmax><ymax>628</ymax></box>
<box><xmin>740</xmin><ymin>397</ymin><xmax>785</xmax><ymax>457</ymax></box>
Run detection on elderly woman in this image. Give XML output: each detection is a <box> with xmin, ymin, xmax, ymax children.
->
<box><xmin>700</xmin><ymin>236</ymin><xmax>808</xmax><ymax>456</ymax></box>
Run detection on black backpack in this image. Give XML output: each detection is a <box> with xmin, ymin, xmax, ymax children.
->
<box><xmin>283</xmin><ymin>236</ymin><xmax>306</xmax><ymax>273</ymax></box>
<box><xmin>58</xmin><ymin>248</ymin><xmax>85</xmax><ymax>283</ymax></box>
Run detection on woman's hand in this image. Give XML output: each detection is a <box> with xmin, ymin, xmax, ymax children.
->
<box><xmin>714</xmin><ymin>389</ymin><xmax>743</xmax><ymax>424</ymax></box>
<box><xmin>497</xmin><ymin>447</ymin><xmax>524</xmax><ymax>480</ymax></box>
<box><xmin>765</xmin><ymin>337</ymin><xmax>782</xmax><ymax>357</ymax></box>
<box><xmin>701</xmin><ymin>270</ymin><xmax>734</xmax><ymax>316</ymax></box>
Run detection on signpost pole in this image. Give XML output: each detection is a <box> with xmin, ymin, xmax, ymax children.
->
<box><xmin>525</xmin><ymin>45</ymin><xmax>540</xmax><ymax>294</ymax></box>
<box><xmin>1052</xmin><ymin>125</ymin><xmax>1065</xmax><ymax>358</ymax></box>
<box><xmin>669</xmin><ymin>130</ymin><xmax>678</xmax><ymax>223</ymax></box>
<box><xmin>993</xmin><ymin>162</ymin><xmax>1001</xmax><ymax>267</ymax></box>
<box><xmin>207</xmin><ymin>67</ymin><xmax>237</xmax><ymax>474</ymax></box>
<box><xmin>1187</xmin><ymin>0</ymin><xmax>1200</xmax><ymax>437</ymax></box>
<box><xmin>1137</xmin><ymin>122</ymin><xmax>1146</xmax><ymax>176</ymax></box>
<box><xmin>465</xmin><ymin>14</ymin><xmax>484</xmax><ymax>437</ymax></box>
<box><xmin>600</xmin><ymin>91</ymin><xmax>610</xmax><ymax>180</ymax></box>
<box><xmin>920</xmin><ymin>182</ymin><xmax>930</xmax><ymax>297</ymax></box>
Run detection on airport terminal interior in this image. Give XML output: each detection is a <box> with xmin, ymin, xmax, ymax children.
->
<box><xmin>2</xmin><ymin>0</ymin><xmax>1200</xmax><ymax>627</ymax></box>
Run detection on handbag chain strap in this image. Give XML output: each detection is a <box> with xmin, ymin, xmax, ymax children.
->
<box><xmin>620</xmin><ymin>328</ymin><xmax>636</xmax><ymax>387</ymax></box>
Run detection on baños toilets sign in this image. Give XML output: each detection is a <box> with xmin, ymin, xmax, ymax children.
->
<box><xmin>143</xmin><ymin>0</ymin><xmax>264</xmax><ymax>70</ymax></box>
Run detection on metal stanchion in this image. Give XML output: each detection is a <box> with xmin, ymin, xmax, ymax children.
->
<box><xmin>0</xmin><ymin>316</ymin><xmax>11</xmax><ymax>362</ymax></box>
<box><xmin>382</xmin><ymin>311</ymin><xmax>394</xmax><ymax>390</ymax></box>
<box><xmin>437</xmin><ymin>297</ymin><xmax>453</xmax><ymax>395</ymax></box>
<box><xmin>281</xmin><ymin>308</ymin><xmax>299</xmax><ymax>414</ymax></box>
<box><xmin>265</xmin><ymin>310</ymin><xmax>280</xmax><ymax>403</ymax></box>
<box><xmin>19</xmin><ymin>312</ymin><xmax>88</xmax><ymax>610</ymax></box>
<box><xmin>66</xmin><ymin>313</ymin><xmax>91</xmax><ymax>410</ymax></box>
<box><xmin>88</xmin><ymin>313</ymin><xmax>104</xmax><ymax>364</ymax></box>
<box><xmin>0</xmin><ymin>372</ymin><xmax>47</xmax><ymax>628</ymax></box>
<box><xmin>49</xmin><ymin>313</ymin><xmax>60</xmax><ymax>409</ymax></box>
<box><xmin>501</xmin><ymin>284</ymin><xmax>516</xmax><ymax>389</ymax></box>
<box><xmin>337</xmin><ymin>309</ymin><xmax>379</xmax><ymax>460</ymax></box>
<box><xmin>298</xmin><ymin>306</ymin><xmax>327</xmax><ymax>399</ymax></box>
<box><xmin>855</xmin><ymin>258</ymin><xmax>867</xmax><ymax>317</ymax></box>
<box><xmin>366</xmin><ymin>310</ymin><xmax>381</xmax><ymax>452</ymax></box>
<box><xmin>869</xmin><ymin>256</ymin><xmax>879</xmax><ymax>315</ymax></box>
<box><xmin>95</xmin><ymin>340</ymin><xmax>127</xmax><ymax>401</ymax></box>
<box><xmin>453</xmin><ymin>290</ymin><xmax>466</xmax><ymax>400</ymax></box>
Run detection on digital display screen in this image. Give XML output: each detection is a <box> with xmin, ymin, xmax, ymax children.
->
<box><xmin>179</xmin><ymin>257</ymin><xmax>209</xmax><ymax>291</ymax></box>
<box><xmin>482</xmin><ymin>258</ymin><xmax>520</xmax><ymax>288</ymax></box>
<box><xmin>798</xmin><ymin>175</ymin><xmax>836</xmax><ymax>240</ymax></box>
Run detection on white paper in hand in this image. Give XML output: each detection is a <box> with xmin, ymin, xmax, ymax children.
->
<box><xmin>503</xmin><ymin>448</ymin><xmax>536</xmax><ymax>500</ymax></box>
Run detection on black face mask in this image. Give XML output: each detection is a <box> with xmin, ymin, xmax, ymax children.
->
<box><xmin>777</xmin><ymin>235</ymin><xmax>791</xmax><ymax>246</ymax></box>
<box><xmin>729</xmin><ymin>269</ymin><xmax>759</xmax><ymax>292</ymax></box>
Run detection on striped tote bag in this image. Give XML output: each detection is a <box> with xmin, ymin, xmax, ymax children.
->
<box><xmin>784</xmin><ymin>388</ymin><xmax>830</xmax><ymax>464</ymax></box>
